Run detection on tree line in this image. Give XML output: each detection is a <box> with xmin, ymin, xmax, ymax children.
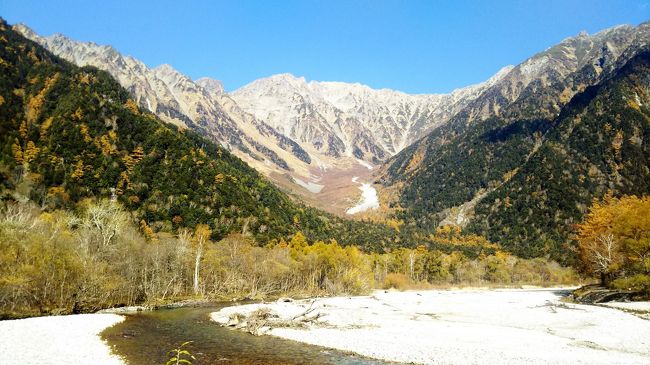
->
<box><xmin>0</xmin><ymin>199</ymin><xmax>578</xmax><ymax>319</ymax></box>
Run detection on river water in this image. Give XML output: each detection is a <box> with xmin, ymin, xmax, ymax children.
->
<box><xmin>101</xmin><ymin>304</ymin><xmax>394</xmax><ymax>365</ymax></box>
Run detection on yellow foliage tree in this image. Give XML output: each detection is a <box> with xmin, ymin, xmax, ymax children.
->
<box><xmin>116</xmin><ymin>171</ymin><xmax>131</xmax><ymax>195</ymax></box>
<box><xmin>47</xmin><ymin>186</ymin><xmax>69</xmax><ymax>202</ymax></box>
<box><xmin>18</xmin><ymin>120</ymin><xmax>28</xmax><ymax>139</ymax></box>
<box><xmin>79</xmin><ymin>123</ymin><xmax>92</xmax><ymax>143</ymax></box>
<box><xmin>577</xmin><ymin>194</ymin><xmax>650</xmax><ymax>291</ymax></box>
<box><xmin>71</xmin><ymin>159</ymin><xmax>85</xmax><ymax>179</ymax></box>
<box><xmin>40</xmin><ymin>117</ymin><xmax>53</xmax><ymax>138</ymax></box>
<box><xmin>11</xmin><ymin>140</ymin><xmax>23</xmax><ymax>164</ymax></box>
<box><xmin>139</xmin><ymin>219</ymin><xmax>157</xmax><ymax>243</ymax></box>
<box><xmin>95</xmin><ymin>135</ymin><xmax>114</xmax><ymax>156</ymax></box>
<box><xmin>131</xmin><ymin>146</ymin><xmax>144</xmax><ymax>162</ymax></box>
<box><xmin>73</xmin><ymin>107</ymin><xmax>84</xmax><ymax>121</ymax></box>
<box><xmin>23</xmin><ymin>141</ymin><xmax>39</xmax><ymax>164</ymax></box>
<box><xmin>125</xmin><ymin>99</ymin><xmax>140</xmax><ymax>114</ymax></box>
<box><xmin>289</xmin><ymin>231</ymin><xmax>308</xmax><ymax>257</ymax></box>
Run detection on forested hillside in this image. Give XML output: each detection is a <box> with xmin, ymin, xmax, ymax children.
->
<box><xmin>0</xmin><ymin>19</ymin><xmax>396</xmax><ymax>250</ymax></box>
<box><xmin>379</xmin><ymin>23</ymin><xmax>650</xmax><ymax>261</ymax></box>
<box><xmin>469</xmin><ymin>53</ymin><xmax>650</xmax><ymax>260</ymax></box>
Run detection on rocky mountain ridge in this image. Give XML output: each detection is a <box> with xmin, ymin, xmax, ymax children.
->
<box><xmin>231</xmin><ymin>67</ymin><xmax>512</xmax><ymax>163</ymax></box>
<box><xmin>12</xmin><ymin>24</ymin><xmax>313</xmax><ymax>178</ymax></box>
<box><xmin>14</xmin><ymin>21</ymin><xmax>649</xmax><ymax>230</ymax></box>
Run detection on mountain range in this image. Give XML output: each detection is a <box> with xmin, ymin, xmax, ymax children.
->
<box><xmin>13</xmin><ymin>23</ymin><xmax>512</xmax><ymax>215</ymax></box>
<box><xmin>7</xmin><ymin>20</ymin><xmax>650</xmax><ymax>261</ymax></box>
<box><xmin>0</xmin><ymin>19</ymin><xmax>397</xmax><ymax>251</ymax></box>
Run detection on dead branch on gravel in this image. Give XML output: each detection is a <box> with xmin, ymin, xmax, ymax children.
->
<box><xmin>225</xmin><ymin>301</ymin><xmax>328</xmax><ymax>336</ymax></box>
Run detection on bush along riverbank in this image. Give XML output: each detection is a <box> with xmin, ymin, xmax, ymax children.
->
<box><xmin>1</xmin><ymin>199</ymin><xmax>578</xmax><ymax>319</ymax></box>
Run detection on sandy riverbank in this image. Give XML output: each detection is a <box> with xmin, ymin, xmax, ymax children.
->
<box><xmin>211</xmin><ymin>288</ymin><xmax>650</xmax><ymax>365</ymax></box>
<box><xmin>0</xmin><ymin>313</ymin><xmax>125</xmax><ymax>365</ymax></box>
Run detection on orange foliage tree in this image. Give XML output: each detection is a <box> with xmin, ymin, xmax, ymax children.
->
<box><xmin>577</xmin><ymin>194</ymin><xmax>650</xmax><ymax>291</ymax></box>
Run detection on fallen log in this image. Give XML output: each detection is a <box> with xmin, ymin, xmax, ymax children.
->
<box><xmin>225</xmin><ymin>301</ymin><xmax>328</xmax><ymax>336</ymax></box>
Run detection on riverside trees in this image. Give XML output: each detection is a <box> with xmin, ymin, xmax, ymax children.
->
<box><xmin>577</xmin><ymin>194</ymin><xmax>650</xmax><ymax>293</ymax></box>
<box><xmin>0</xmin><ymin>199</ymin><xmax>579</xmax><ymax>318</ymax></box>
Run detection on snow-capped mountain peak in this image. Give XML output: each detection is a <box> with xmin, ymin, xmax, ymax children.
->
<box><xmin>231</xmin><ymin>68</ymin><xmax>508</xmax><ymax>161</ymax></box>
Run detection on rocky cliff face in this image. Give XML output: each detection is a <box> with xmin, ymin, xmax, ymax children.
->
<box><xmin>231</xmin><ymin>69</ymin><xmax>511</xmax><ymax>163</ymax></box>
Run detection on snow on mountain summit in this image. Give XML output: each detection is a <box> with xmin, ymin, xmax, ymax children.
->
<box><xmin>231</xmin><ymin>70</ymin><xmax>507</xmax><ymax>160</ymax></box>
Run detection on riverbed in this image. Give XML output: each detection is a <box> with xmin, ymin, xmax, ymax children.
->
<box><xmin>102</xmin><ymin>304</ymin><xmax>394</xmax><ymax>365</ymax></box>
<box><xmin>212</xmin><ymin>289</ymin><xmax>650</xmax><ymax>365</ymax></box>
<box><xmin>0</xmin><ymin>313</ymin><xmax>125</xmax><ymax>365</ymax></box>
<box><xmin>0</xmin><ymin>304</ymin><xmax>395</xmax><ymax>365</ymax></box>
<box><xmin>4</xmin><ymin>289</ymin><xmax>649</xmax><ymax>364</ymax></box>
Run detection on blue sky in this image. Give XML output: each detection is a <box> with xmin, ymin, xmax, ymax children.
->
<box><xmin>2</xmin><ymin>1</ymin><xmax>649</xmax><ymax>93</ymax></box>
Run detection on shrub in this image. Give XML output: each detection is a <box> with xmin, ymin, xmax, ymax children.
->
<box><xmin>383</xmin><ymin>273</ymin><xmax>411</xmax><ymax>290</ymax></box>
<box><xmin>611</xmin><ymin>274</ymin><xmax>650</xmax><ymax>293</ymax></box>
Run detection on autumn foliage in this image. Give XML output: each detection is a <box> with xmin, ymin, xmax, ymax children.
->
<box><xmin>0</xmin><ymin>199</ymin><xmax>578</xmax><ymax>318</ymax></box>
<box><xmin>577</xmin><ymin>194</ymin><xmax>650</xmax><ymax>292</ymax></box>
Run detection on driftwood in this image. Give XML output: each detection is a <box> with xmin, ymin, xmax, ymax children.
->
<box><xmin>291</xmin><ymin>300</ymin><xmax>324</xmax><ymax>321</ymax></box>
<box><xmin>532</xmin><ymin>300</ymin><xmax>587</xmax><ymax>313</ymax></box>
<box><xmin>226</xmin><ymin>300</ymin><xmax>327</xmax><ymax>336</ymax></box>
<box><xmin>572</xmin><ymin>285</ymin><xmax>641</xmax><ymax>304</ymax></box>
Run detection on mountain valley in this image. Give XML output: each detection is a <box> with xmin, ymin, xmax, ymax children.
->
<box><xmin>13</xmin><ymin>23</ymin><xmax>512</xmax><ymax>216</ymax></box>
<box><xmin>5</xmin><ymin>20</ymin><xmax>649</xmax><ymax>261</ymax></box>
<box><xmin>2</xmin><ymin>8</ymin><xmax>650</xmax><ymax>365</ymax></box>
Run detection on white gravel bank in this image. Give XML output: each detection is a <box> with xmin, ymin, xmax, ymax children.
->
<box><xmin>600</xmin><ymin>301</ymin><xmax>650</xmax><ymax>312</ymax></box>
<box><xmin>211</xmin><ymin>289</ymin><xmax>650</xmax><ymax>365</ymax></box>
<box><xmin>0</xmin><ymin>313</ymin><xmax>125</xmax><ymax>365</ymax></box>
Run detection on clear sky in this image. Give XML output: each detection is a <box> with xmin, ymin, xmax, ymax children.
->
<box><xmin>2</xmin><ymin>0</ymin><xmax>649</xmax><ymax>93</ymax></box>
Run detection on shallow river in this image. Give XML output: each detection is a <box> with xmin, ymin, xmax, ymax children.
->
<box><xmin>102</xmin><ymin>304</ymin><xmax>394</xmax><ymax>365</ymax></box>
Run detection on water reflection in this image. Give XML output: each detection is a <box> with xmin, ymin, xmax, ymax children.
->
<box><xmin>102</xmin><ymin>304</ymin><xmax>394</xmax><ymax>365</ymax></box>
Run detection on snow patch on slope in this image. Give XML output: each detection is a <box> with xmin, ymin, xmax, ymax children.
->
<box><xmin>346</xmin><ymin>177</ymin><xmax>379</xmax><ymax>214</ymax></box>
<box><xmin>292</xmin><ymin>176</ymin><xmax>324</xmax><ymax>193</ymax></box>
<box><xmin>356</xmin><ymin>159</ymin><xmax>374</xmax><ymax>170</ymax></box>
